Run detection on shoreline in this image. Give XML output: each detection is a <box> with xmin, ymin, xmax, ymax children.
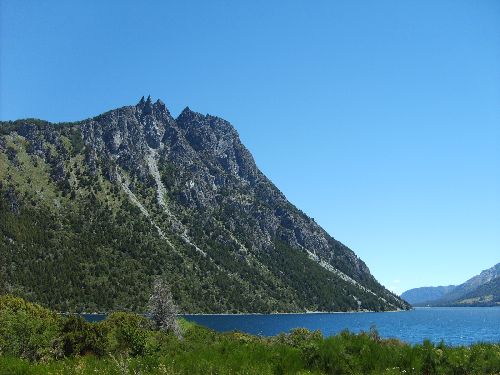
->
<box><xmin>72</xmin><ymin>306</ymin><xmax>500</xmax><ymax>317</ymax></box>
<box><xmin>182</xmin><ymin>309</ymin><xmax>409</xmax><ymax>316</ymax></box>
<box><xmin>72</xmin><ymin>308</ymin><xmax>411</xmax><ymax>317</ymax></box>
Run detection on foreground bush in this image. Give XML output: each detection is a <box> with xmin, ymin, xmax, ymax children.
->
<box><xmin>0</xmin><ymin>295</ymin><xmax>61</xmax><ymax>361</ymax></box>
<box><xmin>59</xmin><ymin>315</ymin><xmax>107</xmax><ymax>357</ymax></box>
<box><xmin>0</xmin><ymin>295</ymin><xmax>499</xmax><ymax>374</ymax></box>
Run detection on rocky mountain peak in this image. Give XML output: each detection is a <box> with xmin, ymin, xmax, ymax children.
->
<box><xmin>134</xmin><ymin>96</ymin><xmax>170</xmax><ymax>119</ymax></box>
<box><xmin>154</xmin><ymin>98</ymin><xmax>167</xmax><ymax>112</ymax></box>
<box><xmin>0</xmin><ymin>99</ymin><xmax>410</xmax><ymax>313</ymax></box>
<box><xmin>176</xmin><ymin>106</ymin><xmax>205</xmax><ymax>127</ymax></box>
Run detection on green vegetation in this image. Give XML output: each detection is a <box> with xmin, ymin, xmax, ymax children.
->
<box><xmin>1</xmin><ymin>295</ymin><xmax>499</xmax><ymax>374</ymax></box>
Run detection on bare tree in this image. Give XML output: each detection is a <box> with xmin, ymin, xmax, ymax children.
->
<box><xmin>148</xmin><ymin>277</ymin><xmax>182</xmax><ymax>339</ymax></box>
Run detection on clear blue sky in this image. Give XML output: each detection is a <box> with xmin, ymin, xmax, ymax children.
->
<box><xmin>1</xmin><ymin>1</ymin><xmax>499</xmax><ymax>294</ymax></box>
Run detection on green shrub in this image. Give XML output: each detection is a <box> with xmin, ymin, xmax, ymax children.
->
<box><xmin>100</xmin><ymin>311</ymin><xmax>152</xmax><ymax>356</ymax></box>
<box><xmin>278</xmin><ymin>327</ymin><xmax>323</xmax><ymax>348</ymax></box>
<box><xmin>59</xmin><ymin>315</ymin><xmax>107</xmax><ymax>356</ymax></box>
<box><xmin>0</xmin><ymin>295</ymin><xmax>61</xmax><ymax>361</ymax></box>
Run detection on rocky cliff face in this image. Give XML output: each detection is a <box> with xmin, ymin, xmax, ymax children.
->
<box><xmin>0</xmin><ymin>97</ymin><xmax>410</xmax><ymax>313</ymax></box>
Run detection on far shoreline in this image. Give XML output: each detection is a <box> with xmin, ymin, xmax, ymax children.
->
<box><xmin>182</xmin><ymin>309</ymin><xmax>410</xmax><ymax>316</ymax></box>
<box><xmin>71</xmin><ymin>308</ymin><xmax>411</xmax><ymax>317</ymax></box>
<box><xmin>72</xmin><ymin>305</ymin><xmax>500</xmax><ymax>317</ymax></box>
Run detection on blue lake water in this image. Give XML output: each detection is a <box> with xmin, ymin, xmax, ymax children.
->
<box><xmin>84</xmin><ymin>307</ymin><xmax>500</xmax><ymax>346</ymax></box>
<box><xmin>184</xmin><ymin>307</ymin><xmax>500</xmax><ymax>346</ymax></box>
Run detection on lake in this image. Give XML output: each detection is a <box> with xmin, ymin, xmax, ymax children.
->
<box><xmin>84</xmin><ymin>307</ymin><xmax>500</xmax><ymax>346</ymax></box>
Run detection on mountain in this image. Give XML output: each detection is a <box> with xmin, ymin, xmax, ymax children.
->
<box><xmin>452</xmin><ymin>276</ymin><xmax>500</xmax><ymax>306</ymax></box>
<box><xmin>0</xmin><ymin>97</ymin><xmax>409</xmax><ymax>313</ymax></box>
<box><xmin>402</xmin><ymin>263</ymin><xmax>500</xmax><ymax>307</ymax></box>
<box><xmin>400</xmin><ymin>285</ymin><xmax>456</xmax><ymax>305</ymax></box>
<box><xmin>437</xmin><ymin>263</ymin><xmax>500</xmax><ymax>303</ymax></box>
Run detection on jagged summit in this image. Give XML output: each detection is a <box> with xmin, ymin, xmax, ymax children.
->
<box><xmin>0</xmin><ymin>100</ymin><xmax>410</xmax><ymax>313</ymax></box>
<box><xmin>135</xmin><ymin>96</ymin><xmax>168</xmax><ymax>114</ymax></box>
<box><xmin>178</xmin><ymin>106</ymin><xmax>193</xmax><ymax>117</ymax></box>
<box><xmin>176</xmin><ymin>105</ymin><xmax>206</xmax><ymax>124</ymax></box>
<box><xmin>154</xmin><ymin>98</ymin><xmax>166</xmax><ymax>111</ymax></box>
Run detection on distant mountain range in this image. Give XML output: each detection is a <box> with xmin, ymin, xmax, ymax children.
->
<box><xmin>401</xmin><ymin>263</ymin><xmax>500</xmax><ymax>307</ymax></box>
<box><xmin>0</xmin><ymin>97</ymin><xmax>409</xmax><ymax>313</ymax></box>
<box><xmin>399</xmin><ymin>285</ymin><xmax>456</xmax><ymax>305</ymax></box>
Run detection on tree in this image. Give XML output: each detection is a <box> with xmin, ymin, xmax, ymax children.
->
<box><xmin>148</xmin><ymin>277</ymin><xmax>182</xmax><ymax>339</ymax></box>
<box><xmin>0</xmin><ymin>269</ymin><xmax>7</xmax><ymax>295</ymax></box>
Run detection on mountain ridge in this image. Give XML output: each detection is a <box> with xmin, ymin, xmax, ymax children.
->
<box><xmin>0</xmin><ymin>97</ymin><xmax>409</xmax><ymax>313</ymax></box>
<box><xmin>400</xmin><ymin>285</ymin><xmax>456</xmax><ymax>306</ymax></box>
<box><xmin>401</xmin><ymin>263</ymin><xmax>500</xmax><ymax>307</ymax></box>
